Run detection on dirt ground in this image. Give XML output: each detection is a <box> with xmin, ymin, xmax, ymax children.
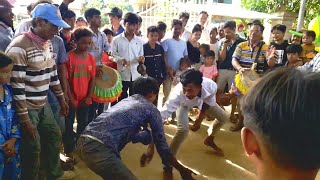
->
<box><xmin>71</xmin><ymin>89</ymin><xmax>320</xmax><ymax>180</ymax></box>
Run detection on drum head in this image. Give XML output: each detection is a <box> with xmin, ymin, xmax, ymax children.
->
<box><xmin>241</xmin><ymin>70</ymin><xmax>260</xmax><ymax>89</ymax></box>
<box><xmin>95</xmin><ymin>65</ymin><xmax>119</xmax><ymax>90</ymax></box>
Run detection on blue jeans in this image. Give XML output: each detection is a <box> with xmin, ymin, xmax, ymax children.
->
<box><xmin>64</xmin><ymin>105</ymin><xmax>89</xmax><ymax>154</ymax></box>
<box><xmin>77</xmin><ymin>136</ymin><xmax>137</xmax><ymax>180</ymax></box>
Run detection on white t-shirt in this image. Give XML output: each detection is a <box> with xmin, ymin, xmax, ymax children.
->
<box><xmin>160</xmin><ymin>77</ymin><xmax>217</xmax><ymax>120</ymax></box>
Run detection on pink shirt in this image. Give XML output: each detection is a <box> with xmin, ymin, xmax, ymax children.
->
<box><xmin>199</xmin><ymin>64</ymin><xmax>218</xmax><ymax>79</ymax></box>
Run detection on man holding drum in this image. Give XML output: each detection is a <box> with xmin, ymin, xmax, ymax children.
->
<box><xmin>229</xmin><ymin>22</ymin><xmax>276</xmax><ymax>131</ymax></box>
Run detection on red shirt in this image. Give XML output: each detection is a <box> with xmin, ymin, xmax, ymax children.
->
<box><xmin>101</xmin><ymin>53</ymin><xmax>117</xmax><ymax>70</ymax></box>
<box><xmin>66</xmin><ymin>51</ymin><xmax>96</xmax><ymax>107</ymax></box>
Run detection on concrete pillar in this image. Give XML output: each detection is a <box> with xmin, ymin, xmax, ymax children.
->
<box><xmin>263</xmin><ymin>11</ymin><xmax>298</xmax><ymax>44</ymax></box>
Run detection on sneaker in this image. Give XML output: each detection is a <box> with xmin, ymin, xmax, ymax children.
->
<box><xmin>57</xmin><ymin>171</ymin><xmax>75</xmax><ymax>180</ymax></box>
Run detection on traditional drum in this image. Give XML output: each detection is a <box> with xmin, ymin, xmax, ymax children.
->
<box><xmin>92</xmin><ymin>65</ymin><xmax>122</xmax><ymax>103</ymax></box>
<box><xmin>232</xmin><ymin>69</ymin><xmax>260</xmax><ymax>95</ymax></box>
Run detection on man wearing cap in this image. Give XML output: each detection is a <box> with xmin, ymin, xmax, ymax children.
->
<box><xmin>5</xmin><ymin>3</ymin><xmax>75</xmax><ymax>180</ymax></box>
<box><xmin>108</xmin><ymin>7</ymin><xmax>125</xmax><ymax>36</ymax></box>
<box><xmin>0</xmin><ymin>0</ymin><xmax>14</xmax><ymax>52</ymax></box>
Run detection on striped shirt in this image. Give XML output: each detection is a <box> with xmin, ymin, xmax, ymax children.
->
<box><xmin>233</xmin><ymin>41</ymin><xmax>268</xmax><ymax>70</ymax></box>
<box><xmin>5</xmin><ymin>35</ymin><xmax>64</xmax><ymax>122</ymax></box>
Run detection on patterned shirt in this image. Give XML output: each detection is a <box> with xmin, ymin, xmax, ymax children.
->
<box><xmin>6</xmin><ymin>34</ymin><xmax>64</xmax><ymax>122</ymax></box>
<box><xmin>82</xmin><ymin>94</ymin><xmax>172</xmax><ymax>164</ymax></box>
<box><xmin>89</xmin><ymin>30</ymin><xmax>111</xmax><ymax>66</ymax></box>
<box><xmin>233</xmin><ymin>40</ymin><xmax>269</xmax><ymax>73</ymax></box>
<box><xmin>299</xmin><ymin>52</ymin><xmax>320</xmax><ymax>73</ymax></box>
<box><xmin>0</xmin><ymin>85</ymin><xmax>21</xmax><ymax>180</ymax></box>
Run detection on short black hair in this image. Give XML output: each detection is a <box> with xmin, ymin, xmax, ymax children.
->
<box><xmin>179</xmin><ymin>57</ymin><xmax>191</xmax><ymax>67</ymax></box>
<box><xmin>147</xmin><ymin>26</ymin><xmax>159</xmax><ymax>35</ymax></box>
<box><xmin>204</xmin><ymin>50</ymin><xmax>215</xmax><ymax>58</ymax></box>
<box><xmin>27</xmin><ymin>3</ymin><xmax>33</xmax><ymax>12</ymax></box>
<box><xmin>103</xmin><ymin>28</ymin><xmax>114</xmax><ymax>36</ymax></box>
<box><xmin>248</xmin><ymin>19</ymin><xmax>262</xmax><ymax>26</ymax></box>
<box><xmin>171</xmin><ymin>19</ymin><xmax>183</xmax><ymax>29</ymax></box>
<box><xmin>123</xmin><ymin>12</ymin><xmax>139</xmax><ymax>25</ymax></box>
<box><xmin>210</xmin><ymin>27</ymin><xmax>218</xmax><ymax>34</ymax></box>
<box><xmin>199</xmin><ymin>11</ymin><xmax>209</xmax><ymax>17</ymax></box>
<box><xmin>137</xmin><ymin>14</ymin><xmax>142</xmax><ymax>24</ymax></box>
<box><xmin>199</xmin><ymin>43</ymin><xmax>210</xmax><ymax>52</ymax></box>
<box><xmin>180</xmin><ymin>69</ymin><xmax>203</xmax><ymax>86</ymax></box>
<box><xmin>157</xmin><ymin>21</ymin><xmax>167</xmax><ymax>32</ymax></box>
<box><xmin>271</xmin><ymin>24</ymin><xmax>287</xmax><ymax>33</ymax></box>
<box><xmin>223</xmin><ymin>20</ymin><xmax>236</xmax><ymax>29</ymax></box>
<box><xmin>0</xmin><ymin>51</ymin><xmax>13</xmax><ymax>68</ymax></box>
<box><xmin>76</xmin><ymin>17</ymin><xmax>86</xmax><ymax>23</ymax></box>
<box><xmin>73</xmin><ymin>27</ymin><xmax>94</xmax><ymax>41</ymax></box>
<box><xmin>304</xmin><ymin>30</ymin><xmax>316</xmax><ymax>40</ymax></box>
<box><xmin>286</xmin><ymin>44</ymin><xmax>302</xmax><ymax>54</ymax></box>
<box><xmin>179</xmin><ymin>12</ymin><xmax>190</xmax><ymax>20</ymax></box>
<box><xmin>62</xmin><ymin>9</ymin><xmax>76</xmax><ymax>19</ymax></box>
<box><xmin>252</xmin><ymin>23</ymin><xmax>265</xmax><ymax>33</ymax></box>
<box><xmin>241</xmin><ymin>68</ymin><xmax>320</xmax><ymax>170</ymax></box>
<box><xmin>192</xmin><ymin>24</ymin><xmax>202</xmax><ymax>33</ymax></box>
<box><xmin>133</xmin><ymin>76</ymin><xmax>160</xmax><ymax>96</ymax></box>
<box><xmin>84</xmin><ymin>8</ymin><xmax>101</xmax><ymax>22</ymax></box>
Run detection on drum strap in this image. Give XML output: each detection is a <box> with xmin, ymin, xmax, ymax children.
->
<box><xmin>254</xmin><ymin>42</ymin><xmax>267</xmax><ymax>74</ymax></box>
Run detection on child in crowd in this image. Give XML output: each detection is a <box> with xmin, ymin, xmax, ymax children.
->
<box><xmin>64</xmin><ymin>27</ymin><xmax>96</xmax><ymax>156</ymax></box>
<box><xmin>199</xmin><ymin>50</ymin><xmax>218</xmax><ymax>81</ymax></box>
<box><xmin>290</xmin><ymin>30</ymin><xmax>302</xmax><ymax>45</ymax></box>
<box><xmin>241</xmin><ymin>68</ymin><xmax>320</xmax><ymax>180</ymax></box>
<box><xmin>157</xmin><ymin>21</ymin><xmax>167</xmax><ymax>43</ymax></box>
<box><xmin>144</xmin><ymin>25</ymin><xmax>166</xmax><ymax>106</ymax></box>
<box><xmin>199</xmin><ymin>43</ymin><xmax>210</xmax><ymax>64</ymax></box>
<box><xmin>209</xmin><ymin>27</ymin><xmax>219</xmax><ymax>62</ymax></box>
<box><xmin>270</xmin><ymin>24</ymin><xmax>289</xmax><ymax>66</ymax></box>
<box><xmin>285</xmin><ymin>44</ymin><xmax>303</xmax><ymax>68</ymax></box>
<box><xmin>302</xmin><ymin>30</ymin><xmax>317</xmax><ymax>63</ymax></box>
<box><xmin>103</xmin><ymin>28</ymin><xmax>114</xmax><ymax>45</ymax></box>
<box><xmin>0</xmin><ymin>52</ymin><xmax>21</xmax><ymax>180</ymax></box>
<box><xmin>172</xmin><ymin>57</ymin><xmax>191</xmax><ymax>86</ymax></box>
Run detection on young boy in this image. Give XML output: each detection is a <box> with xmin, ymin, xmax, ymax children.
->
<box><xmin>85</xmin><ymin>8</ymin><xmax>111</xmax><ymax>122</ymax></box>
<box><xmin>302</xmin><ymin>30</ymin><xmax>317</xmax><ymax>63</ymax></box>
<box><xmin>241</xmin><ymin>68</ymin><xmax>320</xmax><ymax>180</ymax></box>
<box><xmin>143</xmin><ymin>26</ymin><xmax>166</xmax><ymax>105</ymax></box>
<box><xmin>285</xmin><ymin>44</ymin><xmax>303</xmax><ymax>68</ymax></box>
<box><xmin>64</xmin><ymin>27</ymin><xmax>96</xmax><ymax>156</ymax></box>
<box><xmin>103</xmin><ymin>28</ymin><xmax>114</xmax><ymax>45</ymax></box>
<box><xmin>77</xmin><ymin>76</ymin><xmax>195</xmax><ymax>180</ymax></box>
<box><xmin>0</xmin><ymin>52</ymin><xmax>21</xmax><ymax>180</ymax></box>
<box><xmin>112</xmin><ymin>12</ymin><xmax>144</xmax><ymax>102</ymax></box>
<box><xmin>270</xmin><ymin>24</ymin><xmax>289</xmax><ymax>67</ymax></box>
<box><xmin>157</xmin><ymin>21</ymin><xmax>167</xmax><ymax>43</ymax></box>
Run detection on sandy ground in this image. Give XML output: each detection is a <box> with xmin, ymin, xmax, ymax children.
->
<box><xmin>71</xmin><ymin>88</ymin><xmax>320</xmax><ymax>180</ymax></box>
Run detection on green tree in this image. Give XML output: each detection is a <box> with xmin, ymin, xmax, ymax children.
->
<box><xmin>241</xmin><ymin>0</ymin><xmax>320</xmax><ymax>28</ymax></box>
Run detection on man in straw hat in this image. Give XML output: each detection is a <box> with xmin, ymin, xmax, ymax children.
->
<box><xmin>6</xmin><ymin>3</ymin><xmax>75</xmax><ymax>180</ymax></box>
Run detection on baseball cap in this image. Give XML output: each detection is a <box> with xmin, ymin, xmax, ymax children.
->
<box><xmin>107</xmin><ymin>7</ymin><xmax>123</xmax><ymax>18</ymax></box>
<box><xmin>247</xmin><ymin>19</ymin><xmax>262</xmax><ymax>26</ymax></box>
<box><xmin>0</xmin><ymin>0</ymin><xmax>13</xmax><ymax>9</ymax></box>
<box><xmin>31</xmin><ymin>3</ymin><xmax>70</xmax><ymax>28</ymax></box>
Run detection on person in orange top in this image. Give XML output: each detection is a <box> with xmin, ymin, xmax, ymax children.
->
<box><xmin>64</xmin><ymin>27</ymin><xmax>96</xmax><ymax>156</ymax></box>
<box><xmin>301</xmin><ymin>30</ymin><xmax>317</xmax><ymax>63</ymax></box>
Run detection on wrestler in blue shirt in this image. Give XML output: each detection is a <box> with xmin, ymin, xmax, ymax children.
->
<box><xmin>78</xmin><ymin>76</ymin><xmax>195</xmax><ymax>180</ymax></box>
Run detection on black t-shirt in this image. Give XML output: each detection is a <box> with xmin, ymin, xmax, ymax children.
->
<box><xmin>219</xmin><ymin>37</ymin><xmax>245</xmax><ymax>70</ymax></box>
<box><xmin>187</xmin><ymin>41</ymin><xmax>200</xmax><ymax>64</ymax></box>
<box><xmin>270</xmin><ymin>40</ymin><xmax>289</xmax><ymax>67</ymax></box>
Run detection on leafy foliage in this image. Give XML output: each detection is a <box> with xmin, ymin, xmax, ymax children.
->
<box><xmin>241</xmin><ymin>0</ymin><xmax>320</xmax><ymax>28</ymax></box>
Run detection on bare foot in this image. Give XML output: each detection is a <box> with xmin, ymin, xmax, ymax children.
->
<box><xmin>204</xmin><ymin>136</ymin><xmax>224</xmax><ymax>156</ymax></box>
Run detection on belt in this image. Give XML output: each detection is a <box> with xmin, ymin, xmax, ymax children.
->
<box><xmin>80</xmin><ymin>134</ymin><xmax>104</xmax><ymax>144</ymax></box>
